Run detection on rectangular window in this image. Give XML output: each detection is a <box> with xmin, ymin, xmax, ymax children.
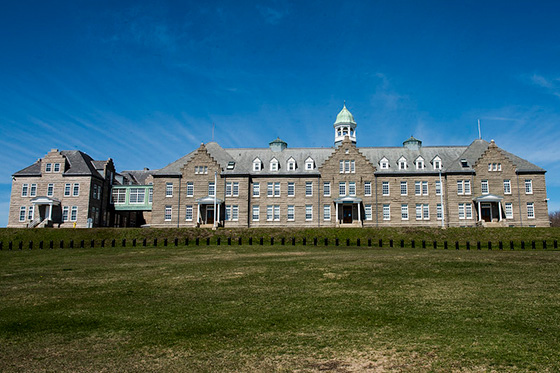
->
<box><xmin>287</xmin><ymin>205</ymin><xmax>295</xmax><ymax>221</ymax></box>
<box><xmin>62</xmin><ymin>206</ymin><xmax>69</xmax><ymax>221</ymax></box>
<box><xmin>323</xmin><ymin>182</ymin><xmax>330</xmax><ymax>197</ymax></box>
<box><xmin>71</xmin><ymin>206</ymin><xmax>78</xmax><ymax>221</ymax></box>
<box><xmin>112</xmin><ymin>189</ymin><xmax>126</xmax><ymax>204</ymax></box>
<box><xmin>348</xmin><ymin>182</ymin><xmax>356</xmax><ymax>196</ymax></box>
<box><xmin>274</xmin><ymin>205</ymin><xmax>280</xmax><ymax>221</ymax></box>
<box><xmin>19</xmin><ymin>206</ymin><xmax>26</xmax><ymax>221</ymax></box>
<box><xmin>288</xmin><ymin>182</ymin><xmax>295</xmax><ymax>197</ymax></box>
<box><xmin>208</xmin><ymin>182</ymin><xmax>215</xmax><ymax>197</ymax></box>
<box><xmin>54</xmin><ymin>163</ymin><xmax>60</xmax><ymax>172</ymax></box>
<box><xmin>267</xmin><ymin>182</ymin><xmax>273</xmax><ymax>197</ymax></box>
<box><xmin>344</xmin><ymin>160</ymin><xmax>350</xmax><ymax>173</ymax></box>
<box><xmin>401</xmin><ymin>204</ymin><xmax>409</xmax><ymax>220</ymax></box>
<box><xmin>416</xmin><ymin>204</ymin><xmax>422</xmax><ymax>220</ymax></box>
<box><xmin>436</xmin><ymin>203</ymin><xmax>443</xmax><ymax>220</ymax></box>
<box><xmin>351</xmin><ymin>160</ymin><xmax>355</xmax><ymax>173</ymax></box>
<box><xmin>30</xmin><ymin>184</ymin><xmax>37</xmax><ymax>197</ymax></box>
<box><xmin>267</xmin><ymin>205</ymin><xmax>273</xmax><ymax>221</ymax></box>
<box><xmin>22</xmin><ymin>184</ymin><xmax>28</xmax><ymax>197</ymax></box>
<box><xmin>503</xmin><ymin>180</ymin><xmax>511</xmax><ymax>194</ymax></box>
<box><xmin>305</xmin><ymin>181</ymin><xmax>313</xmax><ymax>196</ymax></box>
<box><xmin>527</xmin><ymin>202</ymin><xmax>535</xmax><ymax>218</ymax></box>
<box><xmin>186</xmin><ymin>182</ymin><xmax>194</xmax><ymax>197</ymax></box>
<box><xmin>148</xmin><ymin>188</ymin><xmax>153</xmax><ymax>204</ymax></box>
<box><xmin>365</xmin><ymin>204</ymin><xmax>373</xmax><ymax>221</ymax></box>
<box><xmin>422</xmin><ymin>181</ymin><xmax>428</xmax><ymax>195</ymax></box>
<box><xmin>339</xmin><ymin>160</ymin><xmax>344</xmax><ymax>173</ymax></box>
<box><xmin>46</xmin><ymin>163</ymin><xmax>52</xmax><ymax>172</ymax></box>
<box><xmin>47</xmin><ymin>183</ymin><xmax>54</xmax><ymax>197</ymax></box>
<box><xmin>364</xmin><ymin>182</ymin><xmax>371</xmax><ymax>196</ymax></box>
<box><xmin>232</xmin><ymin>182</ymin><xmax>239</xmax><ymax>197</ymax></box>
<box><xmin>305</xmin><ymin>205</ymin><xmax>313</xmax><ymax>221</ymax></box>
<box><xmin>129</xmin><ymin>188</ymin><xmax>145</xmax><ymax>204</ymax></box>
<box><xmin>64</xmin><ymin>183</ymin><xmax>71</xmax><ymax>196</ymax></box>
<box><xmin>464</xmin><ymin>180</ymin><xmax>471</xmax><ymax>195</ymax></box>
<box><xmin>400</xmin><ymin>181</ymin><xmax>407</xmax><ymax>196</ymax></box>
<box><xmin>415</xmin><ymin>181</ymin><xmax>421</xmax><ymax>196</ymax></box>
<box><xmin>185</xmin><ymin>205</ymin><xmax>193</xmax><ymax>221</ymax></box>
<box><xmin>465</xmin><ymin>203</ymin><xmax>472</xmax><ymax>219</ymax></box>
<box><xmin>253</xmin><ymin>182</ymin><xmax>260</xmax><ymax>197</ymax></box>
<box><xmin>383</xmin><ymin>204</ymin><xmax>390</xmax><ymax>220</ymax></box>
<box><xmin>423</xmin><ymin>204</ymin><xmax>429</xmax><ymax>220</ymax></box>
<box><xmin>225</xmin><ymin>205</ymin><xmax>231</xmax><ymax>221</ymax></box>
<box><xmin>382</xmin><ymin>181</ymin><xmax>389</xmax><ymax>196</ymax></box>
<box><xmin>164</xmin><ymin>206</ymin><xmax>172</xmax><ymax>221</ymax></box>
<box><xmin>166</xmin><ymin>182</ymin><xmax>173</xmax><ymax>197</ymax></box>
<box><xmin>505</xmin><ymin>202</ymin><xmax>513</xmax><ymax>219</ymax></box>
<box><xmin>226</xmin><ymin>182</ymin><xmax>232</xmax><ymax>196</ymax></box>
<box><xmin>457</xmin><ymin>180</ymin><xmax>463</xmax><ymax>195</ymax></box>
<box><xmin>323</xmin><ymin>205</ymin><xmax>330</xmax><ymax>221</ymax></box>
<box><xmin>339</xmin><ymin>182</ymin><xmax>346</xmax><ymax>197</ymax></box>
<box><xmin>458</xmin><ymin>203</ymin><xmax>465</xmax><ymax>219</ymax></box>
<box><xmin>525</xmin><ymin>179</ymin><xmax>533</xmax><ymax>194</ymax></box>
<box><xmin>252</xmin><ymin>205</ymin><xmax>260</xmax><ymax>221</ymax></box>
<box><xmin>481</xmin><ymin>180</ymin><xmax>489</xmax><ymax>194</ymax></box>
<box><xmin>274</xmin><ymin>182</ymin><xmax>280</xmax><ymax>197</ymax></box>
<box><xmin>72</xmin><ymin>183</ymin><xmax>80</xmax><ymax>196</ymax></box>
<box><xmin>232</xmin><ymin>205</ymin><xmax>239</xmax><ymax>221</ymax></box>
<box><xmin>435</xmin><ymin>181</ymin><xmax>442</xmax><ymax>196</ymax></box>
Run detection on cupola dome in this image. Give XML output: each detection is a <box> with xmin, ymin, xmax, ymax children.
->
<box><xmin>333</xmin><ymin>103</ymin><xmax>357</xmax><ymax>146</ymax></box>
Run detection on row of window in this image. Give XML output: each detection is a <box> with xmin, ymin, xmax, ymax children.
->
<box><xmin>253</xmin><ymin>157</ymin><xmax>315</xmax><ymax>172</ymax></box>
<box><xmin>21</xmin><ymin>183</ymin><xmax>85</xmax><ymax>197</ymax></box>
<box><xmin>379</xmin><ymin>156</ymin><xmax>443</xmax><ymax>171</ymax></box>
<box><xmin>45</xmin><ymin>163</ymin><xmax>61</xmax><ymax>172</ymax></box>
<box><xmin>488</xmin><ymin>163</ymin><xmax>502</xmax><ymax>172</ymax></box>
<box><xmin>463</xmin><ymin>179</ymin><xmax>533</xmax><ymax>195</ymax></box>
<box><xmin>18</xmin><ymin>205</ymin><xmax>78</xmax><ymax>222</ymax></box>
<box><xmin>112</xmin><ymin>188</ymin><xmax>153</xmax><ymax>204</ymax></box>
<box><xmin>383</xmin><ymin>181</ymin><xmax>441</xmax><ymax>196</ymax></box>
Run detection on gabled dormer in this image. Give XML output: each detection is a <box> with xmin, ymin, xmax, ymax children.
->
<box><xmin>253</xmin><ymin>157</ymin><xmax>262</xmax><ymax>172</ymax></box>
<box><xmin>432</xmin><ymin>155</ymin><xmax>442</xmax><ymax>170</ymax></box>
<box><xmin>287</xmin><ymin>157</ymin><xmax>297</xmax><ymax>171</ymax></box>
<box><xmin>379</xmin><ymin>157</ymin><xmax>389</xmax><ymax>170</ymax></box>
<box><xmin>398</xmin><ymin>156</ymin><xmax>408</xmax><ymax>170</ymax></box>
<box><xmin>270</xmin><ymin>157</ymin><xmax>279</xmax><ymax>171</ymax></box>
<box><xmin>305</xmin><ymin>157</ymin><xmax>315</xmax><ymax>170</ymax></box>
<box><xmin>414</xmin><ymin>156</ymin><xmax>425</xmax><ymax>170</ymax></box>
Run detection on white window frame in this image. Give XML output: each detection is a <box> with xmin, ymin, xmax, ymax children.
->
<box><xmin>323</xmin><ymin>205</ymin><xmax>330</xmax><ymax>221</ymax></box>
<box><xmin>422</xmin><ymin>181</ymin><xmax>428</xmax><ymax>196</ymax></box>
<box><xmin>364</xmin><ymin>181</ymin><xmax>371</xmax><ymax>196</ymax></box>
<box><xmin>253</xmin><ymin>158</ymin><xmax>262</xmax><ymax>172</ymax></box>
<box><xmin>274</xmin><ymin>182</ymin><xmax>280</xmax><ymax>197</ymax></box>
<box><xmin>287</xmin><ymin>158</ymin><xmax>296</xmax><ymax>171</ymax></box>
<box><xmin>71</xmin><ymin>206</ymin><xmax>78</xmax><ymax>222</ymax></box>
<box><xmin>305</xmin><ymin>205</ymin><xmax>313</xmax><ymax>221</ymax></box>
<box><xmin>252</xmin><ymin>205</ymin><xmax>260</xmax><ymax>221</ymax></box>
<box><xmin>382</xmin><ymin>181</ymin><xmax>389</xmax><ymax>196</ymax></box>
<box><xmin>505</xmin><ymin>202</ymin><xmax>513</xmax><ymax>219</ymax></box>
<box><xmin>19</xmin><ymin>206</ymin><xmax>26</xmax><ymax>222</ymax></box>
<box><xmin>365</xmin><ymin>204</ymin><xmax>373</xmax><ymax>221</ymax></box>
<box><xmin>274</xmin><ymin>205</ymin><xmax>280</xmax><ymax>221</ymax></box>
<box><xmin>527</xmin><ymin>202</ymin><xmax>535</xmax><ymax>219</ymax></box>
<box><xmin>62</xmin><ymin>206</ymin><xmax>69</xmax><ymax>222</ymax></box>
<box><xmin>129</xmin><ymin>188</ymin><xmax>145</xmax><ymax>204</ymax></box>
<box><xmin>112</xmin><ymin>189</ymin><xmax>126</xmax><ymax>204</ymax></box>
<box><xmin>400</xmin><ymin>181</ymin><xmax>407</xmax><ymax>196</ymax></box>
<box><xmin>380</xmin><ymin>157</ymin><xmax>389</xmax><ymax>170</ymax></box>
<box><xmin>288</xmin><ymin>182</ymin><xmax>295</xmax><ymax>197</ymax></box>
<box><xmin>267</xmin><ymin>182</ymin><xmax>273</xmax><ymax>197</ymax></box>
<box><xmin>503</xmin><ymin>180</ymin><xmax>511</xmax><ymax>195</ymax></box>
<box><xmin>164</xmin><ymin>205</ymin><xmax>172</xmax><ymax>221</ymax></box>
<box><xmin>166</xmin><ymin>183</ymin><xmax>173</xmax><ymax>197</ymax></box>
<box><xmin>398</xmin><ymin>157</ymin><xmax>407</xmax><ymax>170</ymax></box>
<box><xmin>270</xmin><ymin>158</ymin><xmax>279</xmax><ymax>171</ymax></box>
<box><xmin>415</xmin><ymin>181</ymin><xmax>421</xmax><ymax>196</ymax></box>
<box><xmin>436</xmin><ymin>203</ymin><xmax>443</xmax><ymax>220</ymax></box>
<box><xmin>339</xmin><ymin>182</ymin><xmax>346</xmax><ymax>197</ymax></box>
<box><xmin>287</xmin><ymin>205</ymin><xmax>295</xmax><ymax>221</ymax></box>
<box><xmin>323</xmin><ymin>182</ymin><xmax>330</xmax><ymax>197</ymax></box>
<box><xmin>185</xmin><ymin>205</ymin><xmax>193</xmax><ymax>221</ymax></box>
<box><xmin>64</xmin><ymin>183</ymin><xmax>71</xmax><ymax>197</ymax></box>
<box><xmin>525</xmin><ymin>179</ymin><xmax>533</xmax><ymax>194</ymax></box>
<box><xmin>383</xmin><ymin>204</ymin><xmax>390</xmax><ymax>221</ymax></box>
<box><xmin>415</xmin><ymin>157</ymin><xmax>424</xmax><ymax>170</ymax></box>
<box><xmin>253</xmin><ymin>182</ymin><xmax>260</xmax><ymax>197</ymax></box>
<box><xmin>481</xmin><ymin>180</ymin><xmax>489</xmax><ymax>195</ymax></box>
<box><xmin>21</xmin><ymin>183</ymin><xmax>28</xmax><ymax>197</ymax></box>
<box><xmin>54</xmin><ymin>163</ymin><xmax>60</xmax><ymax>172</ymax></box>
<box><xmin>208</xmin><ymin>182</ymin><xmax>215</xmax><ymax>197</ymax></box>
<box><xmin>305</xmin><ymin>158</ymin><xmax>314</xmax><ymax>170</ymax></box>
<box><xmin>45</xmin><ymin>163</ymin><xmax>52</xmax><ymax>172</ymax></box>
<box><xmin>435</xmin><ymin>180</ymin><xmax>442</xmax><ymax>196</ymax></box>
<box><xmin>464</xmin><ymin>180</ymin><xmax>471</xmax><ymax>195</ymax></box>
<box><xmin>348</xmin><ymin>182</ymin><xmax>356</xmax><ymax>196</ymax></box>
<box><xmin>401</xmin><ymin>204</ymin><xmax>409</xmax><ymax>220</ymax></box>
<box><xmin>305</xmin><ymin>181</ymin><xmax>313</xmax><ymax>197</ymax></box>
<box><xmin>416</xmin><ymin>204</ymin><xmax>422</xmax><ymax>220</ymax></box>
<box><xmin>465</xmin><ymin>203</ymin><xmax>473</xmax><ymax>219</ymax></box>
<box><xmin>30</xmin><ymin>184</ymin><xmax>37</xmax><ymax>197</ymax></box>
<box><xmin>72</xmin><ymin>183</ymin><xmax>80</xmax><ymax>197</ymax></box>
<box><xmin>47</xmin><ymin>183</ymin><xmax>54</xmax><ymax>197</ymax></box>
<box><xmin>458</xmin><ymin>203</ymin><xmax>465</xmax><ymax>219</ymax></box>
<box><xmin>186</xmin><ymin>182</ymin><xmax>194</xmax><ymax>197</ymax></box>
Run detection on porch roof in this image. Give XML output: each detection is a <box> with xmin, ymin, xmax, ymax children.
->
<box><xmin>195</xmin><ymin>196</ymin><xmax>224</xmax><ymax>204</ymax></box>
<box><xmin>473</xmin><ymin>194</ymin><xmax>504</xmax><ymax>203</ymax></box>
<box><xmin>30</xmin><ymin>196</ymin><xmax>61</xmax><ymax>205</ymax></box>
<box><xmin>333</xmin><ymin>196</ymin><xmax>363</xmax><ymax>204</ymax></box>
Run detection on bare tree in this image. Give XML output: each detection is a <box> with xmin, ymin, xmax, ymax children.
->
<box><xmin>550</xmin><ymin>211</ymin><xmax>560</xmax><ymax>227</ymax></box>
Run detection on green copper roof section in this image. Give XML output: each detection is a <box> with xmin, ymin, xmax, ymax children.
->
<box><xmin>269</xmin><ymin>137</ymin><xmax>287</xmax><ymax>146</ymax></box>
<box><xmin>334</xmin><ymin>104</ymin><xmax>356</xmax><ymax>126</ymax></box>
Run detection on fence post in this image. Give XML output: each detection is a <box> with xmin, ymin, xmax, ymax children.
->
<box><xmin>335</xmin><ymin>238</ymin><xmax>339</xmax><ymax>246</ymax></box>
<box><xmin>555</xmin><ymin>240</ymin><xmax>558</xmax><ymax>249</ymax></box>
<box><xmin>60</xmin><ymin>240</ymin><xmax>64</xmax><ymax>249</ymax></box>
<box><xmin>325</xmin><ymin>238</ymin><xmax>329</xmax><ymax>246</ymax></box>
<box><xmin>111</xmin><ymin>239</ymin><xmax>115</xmax><ymax>247</ymax></box>
<box><xmin>39</xmin><ymin>241</ymin><xmax>43</xmax><ymax>250</ymax></box>
<box><xmin>314</xmin><ymin>237</ymin><xmax>318</xmax><ymax>246</ymax></box>
<box><xmin>466</xmin><ymin>241</ymin><xmax>470</xmax><ymax>250</ymax></box>
<box><xmin>101</xmin><ymin>239</ymin><xmax>105</xmax><ymax>248</ymax></box>
<box><xmin>29</xmin><ymin>241</ymin><xmax>33</xmax><ymax>250</ymax></box>
<box><xmin>9</xmin><ymin>241</ymin><xmax>12</xmax><ymax>250</ymax></box>
<box><xmin>543</xmin><ymin>240</ymin><xmax>547</xmax><ymax>250</ymax></box>
<box><xmin>19</xmin><ymin>241</ymin><xmax>23</xmax><ymax>250</ymax></box>
<box><xmin>292</xmin><ymin>237</ymin><xmax>295</xmax><ymax>246</ymax></box>
<box><xmin>259</xmin><ymin>237</ymin><xmax>263</xmax><ymax>245</ymax></box>
<box><xmin>132</xmin><ymin>239</ymin><xmax>136</xmax><ymax>247</ymax></box>
<box><xmin>521</xmin><ymin>241</ymin><xmax>525</xmax><ymax>250</ymax></box>
<box><xmin>282</xmin><ymin>237</ymin><xmax>285</xmax><ymax>245</ymax></box>
<box><xmin>206</xmin><ymin>237</ymin><xmax>210</xmax><ymax>245</ymax></box>
<box><xmin>356</xmin><ymin>238</ymin><xmax>360</xmax><ymax>247</ymax></box>
<box><xmin>270</xmin><ymin>237</ymin><xmax>274</xmax><ymax>245</ymax></box>
<box><xmin>185</xmin><ymin>238</ymin><xmax>189</xmax><ymax>246</ymax></box>
<box><xmin>228</xmin><ymin>237</ymin><xmax>231</xmax><ymax>245</ymax></box>
<box><xmin>510</xmin><ymin>241</ymin><xmax>514</xmax><ymax>250</ymax></box>
<box><xmin>239</xmin><ymin>237</ymin><xmax>242</xmax><ymax>245</ymax></box>
<box><xmin>50</xmin><ymin>240</ymin><xmax>54</xmax><ymax>249</ymax></box>
<box><xmin>499</xmin><ymin>241</ymin><xmax>503</xmax><ymax>250</ymax></box>
<box><xmin>248</xmin><ymin>237</ymin><xmax>252</xmax><ymax>245</ymax></box>
<box><xmin>390</xmin><ymin>239</ymin><xmax>393</xmax><ymax>248</ymax></box>
<box><xmin>91</xmin><ymin>239</ymin><xmax>95</xmax><ymax>248</ymax></box>
<box><xmin>477</xmin><ymin>241</ymin><xmax>481</xmax><ymax>250</ymax></box>
<box><xmin>368</xmin><ymin>238</ymin><xmax>372</xmax><ymax>247</ymax></box>
<box><xmin>433</xmin><ymin>241</ymin><xmax>437</xmax><ymax>249</ymax></box>
<box><xmin>80</xmin><ymin>240</ymin><xmax>84</xmax><ymax>249</ymax></box>
<box><xmin>444</xmin><ymin>241</ymin><xmax>448</xmax><ymax>250</ymax></box>
<box><xmin>0</xmin><ymin>241</ymin><xmax>2</xmax><ymax>250</ymax></box>
<box><xmin>400</xmin><ymin>239</ymin><xmax>404</xmax><ymax>248</ymax></box>
<box><xmin>346</xmin><ymin>238</ymin><xmax>350</xmax><ymax>247</ymax></box>
<box><xmin>70</xmin><ymin>240</ymin><xmax>74</xmax><ymax>249</ymax></box>
<box><xmin>196</xmin><ymin>237</ymin><xmax>200</xmax><ymax>246</ymax></box>
<box><xmin>488</xmin><ymin>241</ymin><xmax>492</xmax><ymax>250</ymax></box>
<box><xmin>303</xmin><ymin>238</ymin><xmax>307</xmax><ymax>246</ymax></box>
<box><xmin>532</xmin><ymin>241</ymin><xmax>536</xmax><ymax>250</ymax></box>
<box><xmin>122</xmin><ymin>239</ymin><xmax>126</xmax><ymax>247</ymax></box>
<box><xmin>216</xmin><ymin>237</ymin><xmax>220</xmax><ymax>246</ymax></box>
<box><xmin>379</xmin><ymin>239</ymin><xmax>383</xmax><ymax>248</ymax></box>
<box><xmin>163</xmin><ymin>238</ymin><xmax>168</xmax><ymax>246</ymax></box>
<box><xmin>422</xmin><ymin>240</ymin><xmax>426</xmax><ymax>249</ymax></box>
<box><xmin>411</xmin><ymin>240</ymin><xmax>415</xmax><ymax>248</ymax></box>
<box><xmin>455</xmin><ymin>241</ymin><xmax>459</xmax><ymax>250</ymax></box>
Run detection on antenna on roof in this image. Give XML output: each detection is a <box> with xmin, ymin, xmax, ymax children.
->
<box><xmin>212</xmin><ymin>123</ymin><xmax>215</xmax><ymax>142</ymax></box>
<box><xmin>478</xmin><ymin>119</ymin><xmax>482</xmax><ymax>139</ymax></box>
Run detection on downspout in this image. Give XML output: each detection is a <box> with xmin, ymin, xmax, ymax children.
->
<box><xmin>247</xmin><ymin>177</ymin><xmax>251</xmax><ymax>228</ymax></box>
<box><xmin>317</xmin><ymin>175</ymin><xmax>321</xmax><ymax>227</ymax></box>
<box><xmin>177</xmin><ymin>176</ymin><xmax>181</xmax><ymax>228</ymax></box>
<box><xmin>375</xmin><ymin>174</ymin><xmax>379</xmax><ymax>227</ymax></box>
<box><xmin>439</xmin><ymin>170</ymin><xmax>445</xmax><ymax>228</ymax></box>
<box><xmin>517</xmin><ymin>173</ymin><xmax>523</xmax><ymax>227</ymax></box>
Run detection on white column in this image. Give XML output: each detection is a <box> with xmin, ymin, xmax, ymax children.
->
<box><xmin>498</xmin><ymin>202</ymin><xmax>502</xmax><ymax>222</ymax></box>
<box><xmin>217</xmin><ymin>204</ymin><xmax>221</xmax><ymax>226</ymax></box>
<box><xmin>478</xmin><ymin>202</ymin><xmax>482</xmax><ymax>221</ymax></box>
<box><xmin>335</xmin><ymin>203</ymin><xmax>339</xmax><ymax>224</ymax></box>
<box><xmin>357</xmin><ymin>203</ymin><xmax>361</xmax><ymax>222</ymax></box>
<box><xmin>197</xmin><ymin>204</ymin><xmax>201</xmax><ymax>223</ymax></box>
<box><xmin>48</xmin><ymin>204</ymin><xmax>52</xmax><ymax>220</ymax></box>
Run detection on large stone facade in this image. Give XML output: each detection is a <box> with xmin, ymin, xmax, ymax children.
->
<box><xmin>8</xmin><ymin>107</ymin><xmax>550</xmax><ymax>228</ymax></box>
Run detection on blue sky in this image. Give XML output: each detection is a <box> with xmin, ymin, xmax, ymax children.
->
<box><xmin>2</xmin><ymin>1</ymin><xmax>560</xmax><ymax>226</ymax></box>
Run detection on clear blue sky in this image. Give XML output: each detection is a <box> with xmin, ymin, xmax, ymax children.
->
<box><xmin>2</xmin><ymin>1</ymin><xmax>560</xmax><ymax>226</ymax></box>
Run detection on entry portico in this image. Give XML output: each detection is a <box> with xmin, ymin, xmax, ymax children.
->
<box><xmin>474</xmin><ymin>194</ymin><xmax>503</xmax><ymax>223</ymax></box>
<box><xmin>334</xmin><ymin>196</ymin><xmax>362</xmax><ymax>226</ymax></box>
<box><xmin>196</xmin><ymin>196</ymin><xmax>223</xmax><ymax>226</ymax></box>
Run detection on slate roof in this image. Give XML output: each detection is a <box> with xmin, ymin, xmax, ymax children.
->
<box><xmin>154</xmin><ymin>138</ymin><xmax>544</xmax><ymax>177</ymax></box>
<box><xmin>120</xmin><ymin>169</ymin><xmax>156</xmax><ymax>185</ymax></box>
<box><xmin>13</xmin><ymin>150</ymin><xmax>107</xmax><ymax>178</ymax></box>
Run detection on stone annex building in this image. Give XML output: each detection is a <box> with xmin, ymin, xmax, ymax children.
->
<box><xmin>8</xmin><ymin>105</ymin><xmax>550</xmax><ymax>228</ymax></box>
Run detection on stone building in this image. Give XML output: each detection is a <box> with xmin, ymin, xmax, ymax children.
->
<box><xmin>7</xmin><ymin>105</ymin><xmax>550</xmax><ymax>228</ymax></box>
<box><xmin>150</xmin><ymin>105</ymin><xmax>549</xmax><ymax>228</ymax></box>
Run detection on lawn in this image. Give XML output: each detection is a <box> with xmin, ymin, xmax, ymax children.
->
<box><xmin>1</xmin><ymin>245</ymin><xmax>559</xmax><ymax>372</ymax></box>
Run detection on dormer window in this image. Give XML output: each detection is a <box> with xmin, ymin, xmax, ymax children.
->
<box><xmin>432</xmin><ymin>156</ymin><xmax>442</xmax><ymax>170</ymax></box>
<box><xmin>253</xmin><ymin>158</ymin><xmax>262</xmax><ymax>172</ymax></box>
<box><xmin>227</xmin><ymin>161</ymin><xmax>235</xmax><ymax>170</ymax></box>
<box><xmin>460</xmin><ymin>159</ymin><xmax>468</xmax><ymax>168</ymax></box>
<box><xmin>379</xmin><ymin>157</ymin><xmax>389</xmax><ymax>170</ymax></box>
<box><xmin>270</xmin><ymin>158</ymin><xmax>279</xmax><ymax>171</ymax></box>
<box><xmin>287</xmin><ymin>157</ymin><xmax>296</xmax><ymax>171</ymax></box>
<box><xmin>415</xmin><ymin>157</ymin><xmax>424</xmax><ymax>170</ymax></box>
<box><xmin>398</xmin><ymin>156</ymin><xmax>407</xmax><ymax>170</ymax></box>
<box><xmin>305</xmin><ymin>157</ymin><xmax>314</xmax><ymax>170</ymax></box>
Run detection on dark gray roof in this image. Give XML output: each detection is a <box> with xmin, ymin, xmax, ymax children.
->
<box><xmin>13</xmin><ymin>161</ymin><xmax>42</xmax><ymax>177</ymax></box>
<box><xmin>120</xmin><ymin>169</ymin><xmax>156</xmax><ymax>185</ymax></box>
<box><xmin>13</xmin><ymin>150</ymin><xmax>107</xmax><ymax>178</ymax></box>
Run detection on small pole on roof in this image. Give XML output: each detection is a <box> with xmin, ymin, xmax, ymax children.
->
<box><xmin>478</xmin><ymin>119</ymin><xmax>482</xmax><ymax>139</ymax></box>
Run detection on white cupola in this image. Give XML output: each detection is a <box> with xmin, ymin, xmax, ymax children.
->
<box><xmin>334</xmin><ymin>103</ymin><xmax>357</xmax><ymax>146</ymax></box>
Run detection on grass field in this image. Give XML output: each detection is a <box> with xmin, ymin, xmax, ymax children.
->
<box><xmin>1</xmin><ymin>245</ymin><xmax>560</xmax><ymax>372</ymax></box>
